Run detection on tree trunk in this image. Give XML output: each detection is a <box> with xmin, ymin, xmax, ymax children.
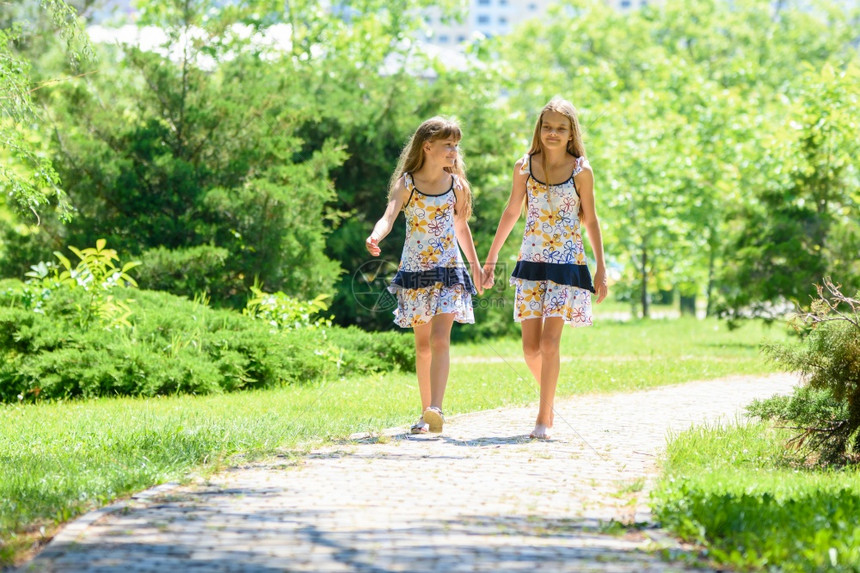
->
<box><xmin>640</xmin><ymin>243</ymin><xmax>649</xmax><ymax>319</ymax></box>
<box><xmin>680</xmin><ymin>294</ymin><xmax>697</xmax><ymax>316</ymax></box>
<box><xmin>706</xmin><ymin>227</ymin><xmax>716</xmax><ymax>317</ymax></box>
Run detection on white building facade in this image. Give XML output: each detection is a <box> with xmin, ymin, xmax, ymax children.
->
<box><xmin>419</xmin><ymin>0</ymin><xmax>657</xmax><ymax>47</ymax></box>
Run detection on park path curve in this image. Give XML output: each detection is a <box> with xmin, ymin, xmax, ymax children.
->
<box><xmin>21</xmin><ymin>373</ymin><xmax>798</xmax><ymax>573</ymax></box>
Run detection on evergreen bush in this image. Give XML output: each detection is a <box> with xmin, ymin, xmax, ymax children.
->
<box><xmin>0</xmin><ymin>282</ymin><xmax>413</xmax><ymax>403</ymax></box>
<box><xmin>751</xmin><ymin>279</ymin><xmax>860</xmax><ymax>464</ymax></box>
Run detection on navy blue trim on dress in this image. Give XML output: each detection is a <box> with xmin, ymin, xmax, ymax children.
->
<box><xmin>389</xmin><ymin>266</ymin><xmax>476</xmax><ymax>294</ymax></box>
<box><xmin>527</xmin><ymin>154</ymin><xmax>581</xmax><ymax>197</ymax></box>
<box><xmin>409</xmin><ymin>173</ymin><xmax>455</xmax><ymax>197</ymax></box>
<box><xmin>511</xmin><ymin>260</ymin><xmax>595</xmax><ymax>293</ymax></box>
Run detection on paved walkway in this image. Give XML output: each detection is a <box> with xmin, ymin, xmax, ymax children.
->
<box><xmin>21</xmin><ymin>373</ymin><xmax>798</xmax><ymax>573</ymax></box>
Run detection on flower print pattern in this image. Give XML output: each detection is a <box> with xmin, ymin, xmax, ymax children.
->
<box><xmin>510</xmin><ymin>153</ymin><xmax>593</xmax><ymax>327</ymax></box>
<box><xmin>389</xmin><ymin>173</ymin><xmax>474</xmax><ymax>328</ymax></box>
<box><xmin>513</xmin><ymin>279</ymin><xmax>592</xmax><ymax>328</ymax></box>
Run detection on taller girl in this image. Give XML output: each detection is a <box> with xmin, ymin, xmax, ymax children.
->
<box><xmin>367</xmin><ymin>117</ymin><xmax>483</xmax><ymax>434</ymax></box>
<box><xmin>483</xmin><ymin>98</ymin><xmax>608</xmax><ymax>439</ymax></box>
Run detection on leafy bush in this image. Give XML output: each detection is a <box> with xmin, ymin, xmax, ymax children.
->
<box><xmin>754</xmin><ymin>278</ymin><xmax>860</xmax><ymax>464</ymax></box>
<box><xmin>23</xmin><ymin>238</ymin><xmax>140</xmax><ymax>329</ymax></box>
<box><xmin>0</xmin><ymin>282</ymin><xmax>413</xmax><ymax>403</ymax></box>
<box><xmin>137</xmin><ymin>245</ymin><xmax>236</xmax><ymax>304</ymax></box>
<box><xmin>243</xmin><ymin>282</ymin><xmax>332</xmax><ymax>331</ymax></box>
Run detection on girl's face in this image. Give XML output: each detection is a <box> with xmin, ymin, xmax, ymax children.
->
<box><xmin>423</xmin><ymin>137</ymin><xmax>460</xmax><ymax>167</ymax></box>
<box><xmin>540</xmin><ymin>111</ymin><xmax>573</xmax><ymax>151</ymax></box>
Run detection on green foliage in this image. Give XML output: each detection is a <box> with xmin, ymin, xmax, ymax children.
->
<box><xmin>717</xmin><ymin>64</ymin><xmax>860</xmax><ymax>322</ymax></box>
<box><xmin>15</xmin><ymin>239</ymin><xmax>140</xmax><ymax>329</ymax></box>
<box><xmin>752</xmin><ymin>279</ymin><xmax>860</xmax><ymax>464</ymax></box>
<box><xmin>748</xmin><ymin>387</ymin><xmax>849</xmax><ymax>436</ymax></box>
<box><xmin>0</xmin><ymin>282</ymin><xmax>414</xmax><ymax>403</ymax></box>
<box><xmin>0</xmin><ymin>0</ymin><xmax>91</xmax><ymax>220</ymax></box>
<box><xmin>136</xmin><ymin>244</ymin><xmax>233</xmax><ymax>301</ymax></box>
<box><xmin>244</xmin><ymin>282</ymin><xmax>332</xmax><ymax>331</ymax></box>
<box><xmin>3</xmin><ymin>9</ymin><xmax>347</xmax><ymax>306</ymax></box>
<box><xmin>656</xmin><ymin>477</ymin><xmax>860</xmax><ymax>572</ymax></box>
<box><xmin>653</xmin><ymin>421</ymin><xmax>860</xmax><ymax>572</ymax></box>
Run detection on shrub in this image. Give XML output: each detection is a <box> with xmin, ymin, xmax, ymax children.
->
<box><xmin>753</xmin><ymin>278</ymin><xmax>860</xmax><ymax>464</ymax></box>
<box><xmin>243</xmin><ymin>282</ymin><xmax>332</xmax><ymax>331</ymax></box>
<box><xmin>137</xmin><ymin>245</ymin><xmax>238</xmax><ymax>305</ymax></box>
<box><xmin>0</xmin><ymin>286</ymin><xmax>413</xmax><ymax>402</ymax></box>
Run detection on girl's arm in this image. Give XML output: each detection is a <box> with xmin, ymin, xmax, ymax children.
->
<box><xmin>454</xmin><ymin>188</ymin><xmax>485</xmax><ymax>296</ymax></box>
<box><xmin>366</xmin><ymin>178</ymin><xmax>409</xmax><ymax>256</ymax></box>
<box><xmin>482</xmin><ymin>160</ymin><xmax>529</xmax><ymax>287</ymax></box>
<box><xmin>576</xmin><ymin>167</ymin><xmax>608</xmax><ymax>303</ymax></box>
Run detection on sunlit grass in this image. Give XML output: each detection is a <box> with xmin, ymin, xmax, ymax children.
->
<box><xmin>653</xmin><ymin>421</ymin><xmax>860</xmax><ymax>572</ymax></box>
<box><xmin>0</xmin><ymin>317</ymin><xmax>789</xmax><ymax>566</ymax></box>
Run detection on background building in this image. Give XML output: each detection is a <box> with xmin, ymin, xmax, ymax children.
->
<box><xmin>419</xmin><ymin>0</ymin><xmax>657</xmax><ymax>47</ymax></box>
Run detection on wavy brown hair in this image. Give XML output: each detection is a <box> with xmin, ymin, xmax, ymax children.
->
<box><xmin>388</xmin><ymin>116</ymin><xmax>472</xmax><ymax>218</ymax></box>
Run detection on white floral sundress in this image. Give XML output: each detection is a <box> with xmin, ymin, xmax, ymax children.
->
<box><xmin>387</xmin><ymin>173</ymin><xmax>475</xmax><ymax>328</ymax></box>
<box><xmin>509</xmin><ymin>154</ymin><xmax>595</xmax><ymax>327</ymax></box>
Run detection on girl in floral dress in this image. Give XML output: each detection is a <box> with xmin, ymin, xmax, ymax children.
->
<box><xmin>482</xmin><ymin>98</ymin><xmax>608</xmax><ymax>439</ymax></box>
<box><xmin>366</xmin><ymin>117</ymin><xmax>483</xmax><ymax>434</ymax></box>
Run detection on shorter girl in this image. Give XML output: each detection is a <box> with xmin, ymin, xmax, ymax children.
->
<box><xmin>366</xmin><ymin>117</ymin><xmax>483</xmax><ymax>434</ymax></box>
<box><xmin>483</xmin><ymin>98</ymin><xmax>607</xmax><ymax>439</ymax></box>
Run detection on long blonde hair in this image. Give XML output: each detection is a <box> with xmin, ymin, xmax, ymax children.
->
<box><xmin>524</xmin><ymin>98</ymin><xmax>587</xmax><ymax>213</ymax></box>
<box><xmin>528</xmin><ymin>97</ymin><xmax>586</xmax><ymax>159</ymax></box>
<box><xmin>388</xmin><ymin>116</ymin><xmax>473</xmax><ymax>219</ymax></box>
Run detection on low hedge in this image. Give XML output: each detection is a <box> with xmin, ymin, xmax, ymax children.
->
<box><xmin>0</xmin><ymin>282</ymin><xmax>414</xmax><ymax>402</ymax></box>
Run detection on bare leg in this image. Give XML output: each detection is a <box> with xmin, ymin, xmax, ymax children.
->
<box><xmin>528</xmin><ymin>317</ymin><xmax>565</xmax><ymax>439</ymax></box>
<box><xmin>413</xmin><ymin>322</ymin><xmax>432</xmax><ymax>413</ymax></box>
<box><xmin>429</xmin><ymin>313</ymin><xmax>455</xmax><ymax>409</ymax></box>
<box><xmin>521</xmin><ymin>318</ymin><xmax>543</xmax><ymax>384</ymax></box>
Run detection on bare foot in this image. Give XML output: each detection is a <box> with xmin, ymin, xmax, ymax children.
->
<box><xmin>530</xmin><ymin>424</ymin><xmax>551</xmax><ymax>440</ymax></box>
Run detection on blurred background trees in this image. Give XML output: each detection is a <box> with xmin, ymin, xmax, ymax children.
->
<box><xmin>1</xmin><ymin>0</ymin><xmax>858</xmax><ymax>334</ymax></box>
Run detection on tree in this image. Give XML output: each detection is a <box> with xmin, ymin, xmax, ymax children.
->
<box><xmin>0</xmin><ymin>0</ymin><xmax>89</xmax><ymax>220</ymax></box>
<box><xmin>1</xmin><ymin>0</ymin><xmax>347</xmax><ymax>304</ymax></box>
<box><xmin>493</xmin><ymin>0</ymin><xmax>860</xmax><ymax>318</ymax></box>
<box><xmin>718</xmin><ymin>64</ymin><xmax>860</xmax><ymax>322</ymax></box>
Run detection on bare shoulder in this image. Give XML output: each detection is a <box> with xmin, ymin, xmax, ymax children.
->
<box><xmin>391</xmin><ymin>175</ymin><xmax>409</xmax><ymax>199</ymax></box>
<box><xmin>514</xmin><ymin>157</ymin><xmax>527</xmax><ymax>173</ymax></box>
<box><xmin>513</xmin><ymin>157</ymin><xmax>530</xmax><ymax>180</ymax></box>
<box><xmin>574</xmin><ymin>159</ymin><xmax>594</xmax><ymax>185</ymax></box>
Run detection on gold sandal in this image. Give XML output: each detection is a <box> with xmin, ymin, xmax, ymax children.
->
<box><xmin>423</xmin><ymin>407</ymin><xmax>445</xmax><ymax>433</ymax></box>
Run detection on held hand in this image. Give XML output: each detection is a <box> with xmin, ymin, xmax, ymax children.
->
<box><xmin>471</xmin><ymin>264</ymin><xmax>485</xmax><ymax>296</ymax></box>
<box><xmin>594</xmin><ymin>267</ymin><xmax>608</xmax><ymax>304</ymax></box>
<box><xmin>365</xmin><ymin>235</ymin><xmax>381</xmax><ymax>257</ymax></box>
<box><xmin>481</xmin><ymin>263</ymin><xmax>496</xmax><ymax>289</ymax></box>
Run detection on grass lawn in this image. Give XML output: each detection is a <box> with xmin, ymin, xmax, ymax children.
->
<box><xmin>652</xmin><ymin>421</ymin><xmax>860</xmax><ymax>572</ymax></box>
<box><xmin>0</xmin><ymin>317</ymin><xmax>788</xmax><ymax>566</ymax></box>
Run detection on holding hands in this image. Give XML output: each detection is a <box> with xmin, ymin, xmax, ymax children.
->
<box><xmin>471</xmin><ymin>263</ymin><xmax>485</xmax><ymax>296</ymax></box>
<box><xmin>481</xmin><ymin>261</ymin><xmax>496</xmax><ymax>290</ymax></box>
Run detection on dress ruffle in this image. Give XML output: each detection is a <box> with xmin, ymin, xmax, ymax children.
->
<box><xmin>387</xmin><ymin>266</ymin><xmax>476</xmax><ymax>295</ymax></box>
<box><xmin>391</xmin><ymin>283</ymin><xmax>474</xmax><ymax>328</ymax></box>
<box><xmin>510</xmin><ymin>278</ymin><xmax>593</xmax><ymax>327</ymax></box>
<box><xmin>510</xmin><ymin>261</ymin><xmax>595</xmax><ymax>293</ymax></box>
